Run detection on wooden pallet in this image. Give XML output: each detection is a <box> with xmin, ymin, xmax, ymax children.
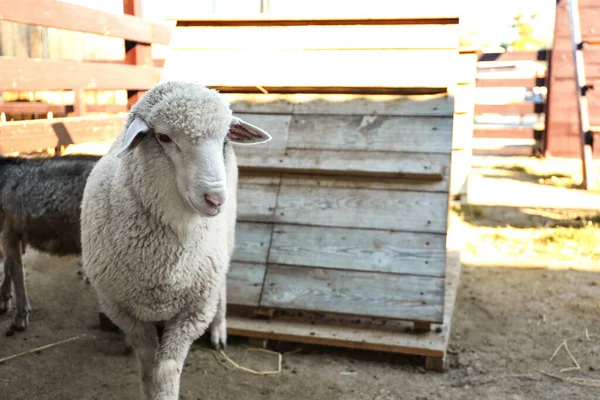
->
<box><xmin>226</xmin><ymin>251</ymin><xmax>461</xmax><ymax>372</ymax></box>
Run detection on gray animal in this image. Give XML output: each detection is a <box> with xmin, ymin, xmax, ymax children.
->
<box><xmin>80</xmin><ymin>81</ymin><xmax>271</xmax><ymax>400</ymax></box>
<box><xmin>0</xmin><ymin>154</ymin><xmax>101</xmax><ymax>335</ymax></box>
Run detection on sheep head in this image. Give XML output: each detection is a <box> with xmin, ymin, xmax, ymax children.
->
<box><xmin>116</xmin><ymin>81</ymin><xmax>271</xmax><ymax>217</ymax></box>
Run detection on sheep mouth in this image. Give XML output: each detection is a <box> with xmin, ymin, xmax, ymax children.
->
<box><xmin>185</xmin><ymin>195</ymin><xmax>220</xmax><ymax>217</ymax></box>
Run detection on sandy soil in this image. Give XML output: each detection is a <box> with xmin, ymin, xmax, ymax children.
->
<box><xmin>1</xmin><ymin>238</ymin><xmax>599</xmax><ymax>400</ymax></box>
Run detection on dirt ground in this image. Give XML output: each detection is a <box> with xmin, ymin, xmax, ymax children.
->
<box><xmin>2</xmin><ymin>155</ymin><xmax>600</xmax><ymax>400</ymax></box>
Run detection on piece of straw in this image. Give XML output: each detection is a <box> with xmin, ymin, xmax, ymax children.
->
<box><xmin>0</xmin><ymin>335</ymin><xmax>84</xmax><ymax>364</ymax></box>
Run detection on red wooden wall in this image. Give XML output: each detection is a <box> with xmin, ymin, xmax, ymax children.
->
<box><xmin>545</xmin><ymin>0</ymin><xmax>600</xmax><ymax>158</ymax></box>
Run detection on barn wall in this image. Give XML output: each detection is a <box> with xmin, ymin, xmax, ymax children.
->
<box><xmin>546</xmin><ymin>0</ymin><xmax>600</xmax><ymax>158</ymax></box>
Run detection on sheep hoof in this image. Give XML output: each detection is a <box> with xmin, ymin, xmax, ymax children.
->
<box><xmin>210</xmin><ymin>321</ymin><xmax>227</xmax><ymax>350</ymax></box>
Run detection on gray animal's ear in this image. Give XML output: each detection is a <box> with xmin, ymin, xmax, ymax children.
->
<box><xmin>228</xmin><ymin>116</ymin><xmax>272</xmax><ymax>146</ymax></box>
<box><xmin>117</xmin><ymin>117</ymin><xmax>150</xmax><ymax>158</ymax></box>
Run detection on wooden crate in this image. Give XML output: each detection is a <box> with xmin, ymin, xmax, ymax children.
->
<box><xmin>167</xmin><ymin>11</ymin><xmax>467</xmax><ymax>371</ymax></box>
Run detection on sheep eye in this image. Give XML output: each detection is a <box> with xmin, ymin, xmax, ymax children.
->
<box><xmin>157</xmin><ymin>134</ymin><xmax>172</xmax><ymax>144</ymax></box>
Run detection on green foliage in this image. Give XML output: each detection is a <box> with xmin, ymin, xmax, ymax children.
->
<box><xmin>510</xmin><ymin>13</ymin><xmax>544</xmax><ymax>51</ymax></box>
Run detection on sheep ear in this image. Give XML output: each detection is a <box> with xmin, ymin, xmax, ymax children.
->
<box><xmin>117</xmin><ymin>117</ymin><xmax>150</xmax><ymax>158</ymax></box>
<box><xmin>228</xmin><ymin>116</ymin><xmax>272</xmax><ymax>146</ymax></box>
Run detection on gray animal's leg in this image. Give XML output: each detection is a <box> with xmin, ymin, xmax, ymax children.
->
<box><xmin>2</xmin><ymin>231</ymin><xmax>29</xmax><ymax>333</ymax></box>
<box><xmin>0</xmin><ymin>260</ymin><xmax>12</xmax><ymax>314</ymax></box>
<box><xmin>98</xmin><ymin>296</ymin><xmax>158</xmax><ymax>400</ymax></box>
<box><xmin>151</xmin><ymin>314</ymin><xmax>212</xmax><ymax>400</ymax></box>
<box><xmin>209</xmin><ymin>282</ymin><xmax>227</xmax><ymax>350</ymax></box>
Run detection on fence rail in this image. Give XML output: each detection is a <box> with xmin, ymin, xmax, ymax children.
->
<box><xmin>0</xmin><ymin>0</ymin><xmax>172</xmax><ymax>153</ymax></box>
<box><xmin>471</xmin><ymin>50</ymin><xmax>550</xmax><ymax>156</ymax></box>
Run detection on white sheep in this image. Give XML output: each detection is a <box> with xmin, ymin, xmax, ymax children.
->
<box><xmin>80</xmin><ymin>81</ymin><xmax>271</xmax><ymax>399</ymax></box>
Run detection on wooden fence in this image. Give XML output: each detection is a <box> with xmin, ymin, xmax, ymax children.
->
<box><xmin>471</xmin><ymin>50</ymin><xmax>550</xmax><ymax>156</ymax></box>
<box><xmin>0</xmin><ymin>0</ymin><xmax>171</xmax><ymax>154</ymax></box>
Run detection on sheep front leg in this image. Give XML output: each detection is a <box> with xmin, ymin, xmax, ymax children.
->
<box><xmin>2</xmin><ymin>231</ymin><xmax>29</xmax><ymax>333</ymax></box>
<box><xmin>151</xmin><ymin>315</ymin><xmax>211</xmax><ymax>400</ymax></box>
<box><xmin>209</xmin><ymin>282</ymin><xmax>227</xmax><ymax>350</ymax></box>
<box><xmin>98</xmin><ymin>296</ymin><xmax>158</xmax><ymax>399</ymax></box>
<box><xmin>0</xmin><ymin>261</ymin><xmax>12</xmax><ymax>314</ymax></box>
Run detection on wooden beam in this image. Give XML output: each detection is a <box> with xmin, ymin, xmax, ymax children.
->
<box><xmin>0</xmin><ymin>114</ymin><xmax>126</xmax><ymax>154</ymax></box>
<box><xmin>166</xmin><ymin>10</ymin><xmax>460</xmax><ymax>25</ymax></box>
<box><xmin>475</xmin><ymin>103</ymin><xmax>545</xmax><ymax>114</ymax></box>
<box><xmin>476</xmin><ymin>77</ymin><xmax>547</xmax><ymax>88</ymax></box>
<box><xmin>123</xmin><ymin>0</ymin><xmax>153</xmax><ymax>108</ymax></box>
<box><xmin>0</xmin><ymin>102</ymin><xmax>67</xmax><ymax>114</ymax></box>
<box><xmin>164</xmin><ymin>49</ymin><xmax>457</xmax><ymax>89</ymax></box>
<box><xmin>170</xmin><ymin>25</ymin><xmax>460</xmax><ymax>50</ymax></box>
<box><xmin>477</xmin><ymin>50</ymin><xmax>550</xmax><ymax>62</ymax></box>
<box><xmin>0</xmin><ymin>57</ymin><xmax>161</xmax><ymax>91</ymax></box>
<box><xmin>0</xmin><ymin>0</ymin><xmax>171</xmax><ymax>44</ymax></box>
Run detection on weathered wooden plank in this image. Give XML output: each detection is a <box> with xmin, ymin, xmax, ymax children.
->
<box><xmin>475</xmin><ymin>103</ymin><xmax>545</xmax><ymax>115</ymax></box>
<box><xmin>269</xmin><ymin>224</ymin><xmax>446</xmax><ymax>276</ymax></box>
<box><xmin>477</xmin><ymin>51</ymin><xmax>549</xmax><ymax>62</ymax></box>
<box><xmin>227</xmin><ymin>262</ymin><xmax>266</xmax><ymax>307</ymax></box>
<box><xmin>452</xmin><ymin>112</ymin><xmax>474</xmax><ymax>150</ymax></box>
<box><xmin>476</xmin><ymin>77</ymin><xmax>547</xmax><ymax>88</ymax></box>
<box><xmin>286</xmin><ymin>115</ymin><xmax>453</xmax><ymax>154</ymax></box>
<box><xmin>449</xmin><ymin>148</ymin><xmax>471</xmax><ymax>197</ymax></box>
<box><xmin>456</xmin><ymin>52</ymin><xmax>477</xmax><ymax>85</ymax></box>
<box><xmin>163</xmin><ymin>49</ymin><xmax>457</xmax><ymax>89</ymax></box>
<box><xmin>166</xmin><ymin>10</ymin><xmax>460</xmax><ymax>25</ymax></box>
<box><xmin>232</xmin><ymin>222</ymin><xmax>273</xmax><ymax>264</ymax></box>
<box><xmin>0</xmin><ymin>0</ymin><xmax>172</xmax><ymax>44</ymax></box>
<box><xmin>472</xmin><ymin>127</ymin><xmax>539</xmax><ymax>140</ymax></box>
<box><xmin>0</xmin><ymin>102</ymin><xmax>68</xmax><ymax>114</ymax></box>
<box><xmin>260</xmin><ymin>264</ymin><xmax>444</xmax><ymax>323</ymax></box>
<box><xmin>278</xmin><ymin>163</ymin><xmax>451</xmax><ymax>193</ymax></box>
<box><xmin>293</xmin><ymin>93</ymin><xmax>454</xmax><ymax>116</ymax></box>
<box><xmin>275</xmin><ymin>184</ymin><xmax>449</xmax><ymax>233</ymax></box>
<box><xmin>237</xmin><ymin>149</ymin><xmax>446</xmax><ymax>180</ymax></box>
<box><xmin>0</xmin><ymin>57</ymin><xmax>161</xmax><ymax>91</ymax></box>
<box><xmin>231</xmin><ymin>114</ymin><xmax>290</xmax><ymax>158</ymax></box>
<box><xmin>236</xmin><ymin>180</ymin><xmax>280</xmax><ymax>222</ymax></box>
<box><xmin>228</xmin><ymin>250</ymin><xmax>460</xmax><ymax>359</ymax></box>
<box><xmin>170</xmin><ymin>25</ymin><xmax>459</xmax><ymax>50</ymax></box>
<box><xmin>0</xmin><ymin>114</ymin><xmax>126</xmax><ymax>154</ymax></box>
<box><xmin>452</xmin><ymin>84</ymin><xmax>476</xmax><ymax>114</ymax></box>
<box><xmin>223</xmin><ymin>93</ymin><xmax>454</xmax><ymax>117</ymax></box>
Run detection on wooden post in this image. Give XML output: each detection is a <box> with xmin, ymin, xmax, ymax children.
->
<box><xmin>123</xmin><ymin>0</ymin><xmax>152</xmax><ymax>109</ymax></box>
<box><xmin>567</xmin><ymin>0</ymin><xmax>594</xmax><ymax>189</ymax></box>
<box><xmin>74</xmin><ymin>88</ymin><xmax>86</xmax><ymax>116</ymax></box>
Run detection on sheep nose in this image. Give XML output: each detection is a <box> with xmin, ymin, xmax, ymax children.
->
<box><xmin>205</xmin><ymin>192</ymin><xmax>226</xmax><ymax>208</ymax></box>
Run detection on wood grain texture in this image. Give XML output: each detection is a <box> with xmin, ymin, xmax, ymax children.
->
<box><xmin>0</xmin><ymin>114</ymin><xmax>126</xmax><ymax>154</ymax></box>
<box><xmin>236</xmin><ymin>180</ymin><xmax>280</xmax><ymax>222</ymax></box>
<box><xmin>170</xmin><ymin>25</ymin><xmax>459</xmax><ymax>50</ymax></box>
<box><xmin>227</xmin><ymin>250</ymin><xmax>461</xmax><ymax>358</ymax></box>
<box><xmin>223</xmin><ymin>93</ymin><xmax>454</xmax><ymax>117</ymax></box>
<box><xmin>232</xmin><ymin>222</ymin><xmax>273</xmax><ymax>264</ymax></box>
<box><xmin>0</xmin><ymin>57</ymin><xmax>161</xmax><ymax>91</ymax></box>
<box><xmin>286</xmin><ymin>115</ymin><xmax>453</xmax><ymax>154</ymax></box>
<box><xmin>274</xmin><ymin>184</ymin><xmax>449</xmax><ymax>233</ymax></box>
<box><xmin>227</xmin><ymin>262</ymin><xmax>266</xmax><ymax>307</ymax></box>
<box><xmin>163</xmin><ymin>49</ymin><xmax>456</xmax><ymax>89</ymax></box>
<box><xmin>278</xmin><ymin>163</ymin><xmax>451</xmax><ymax>192</ymax></box>
<box><xmin>260</xmin><ymin>264</ymin><xmax>444</xmax><ymax>323</ymax></box>
<box><xmin>269</xmin><ymin>224</ymin><xmax>446</xmax><ymax>276</ymax></box>
<box><xmin>237</xmin><ymin>149</ymin><xmax>446</xmax><ymax>180</ymax></box>
<box><xmin>0</xmin><ymin>0</ymin><xmax>171</xmax><ymax>44</ymax></box>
